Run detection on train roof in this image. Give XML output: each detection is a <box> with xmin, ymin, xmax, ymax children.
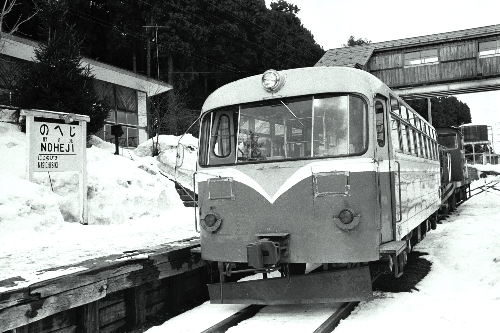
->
<box><xmin>435</xmin><ymin>127</ymin><xmax>464</xmax><ymax>136</ymax></box>
<box><xmin>201</xmin><ymin>66</ymin><xmax>391</xmax><ymax>113</ymax></box>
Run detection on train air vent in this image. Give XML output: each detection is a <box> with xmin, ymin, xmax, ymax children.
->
<box><xmin>313</xmin><ymin>171</ymin><xmax>350</xmax><ymax>196</ymax></box>
<box><xmin>208</xmin><ymin>177</ymin><xmax>234</xmax><ymax>200</ymax></box>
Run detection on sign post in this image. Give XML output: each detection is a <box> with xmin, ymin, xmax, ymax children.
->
<box><xmin>22</xmin><ymin>109</ymin><xmax>90</xmax><ymax>224</ymax></box>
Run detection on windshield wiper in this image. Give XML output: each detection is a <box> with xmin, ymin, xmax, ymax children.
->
<box><xmin>280</xmin><ymin>100</ymin><xmax>304</xmax><ymax>127</ymax></box>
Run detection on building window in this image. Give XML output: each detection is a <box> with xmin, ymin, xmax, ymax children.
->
<box><xmin>479</xmin><ymin>40</ymin><xmax>500</xmax><ymax>57</ymax></box>
<box><xmin>94</xmin><ymin>80</ymin><xmax>139</xmax><ymax>148</ymax></box>
<box><xmin>404</xmin><ymin>49</ymin><xmax>438</xmax><ymax>66</ymax></box>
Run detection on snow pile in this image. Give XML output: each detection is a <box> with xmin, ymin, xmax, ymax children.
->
<box><xmin>134</xmin><ymin>134</ymin><xmax>199</xmax><ymax>190</ymax></box>
<box><xmin>0</xmin><ymin>121</ymin><xmax>198</xmax><ymax>280</ymax></box>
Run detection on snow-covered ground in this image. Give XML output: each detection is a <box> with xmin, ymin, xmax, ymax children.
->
<box><xmin>2</xmin><ymin>119</ymin><xmax>500</xmax><ymax>332</ymax></box>
<box><xmin>0</xmin><ymin>121</ymin><xmax>198</xmax><ymax>281</ymax></box>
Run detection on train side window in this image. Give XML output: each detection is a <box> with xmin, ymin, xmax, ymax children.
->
<box><xmin>416</xmin><ymin>132</ymin><xmax>423</xmax><ymax>157</ymax></box>
<box><xmin>419</xmin><ymin>133</ymin><xmax>425</xmax><ymax>158</ymax></box>
<box><xmin>391</xmin><ymin>116</ymin><xmax>402</xmax><ymax>152</ymax></box>
<box><xmin>199</xmin><ymin>113</ymin><xmax>213</xmax><ymax>166</ymax></box>
<box><xmin>425</xmin><ymin>137</ymin><xmax>431</xmax><ymax>159</ymax></box>
<box><xmin>423</xmin><ymin>135</ymin><xmax>429</xmax><ymax>158</ymax></box>
<box><xmin>401</xmin><ymin>123</ymin><xmax>409</xmax><ymax>153</ymax></box>
<box><xmin>409</xmin><ymin>128</ymin><xmax>416</xmax><ymax>156</ymax></box>
<box><xmin>375</xmin><ymin>101</ymin><xmax>385</xmax><ymax>147</ymax></box>
<box><xmin>213</xmin><ymin>114</ymin><xmax>232</xmax><ymax>158</ymax></box>
<box><xmin>432</xmin><ymin>140</ymin><xmax>436</xmax><ymax>160</ymax></box>
<box><xmin>430</xmin><ymin>141</ymin><xmax>434</xmax><ymax>160</ymax></box>
<box><xmin>401</xmin><ymin>105</ymin><xmax>408</xmax><ymax>121</ymax></box>
<box><xmin>390</xmin><ymin>95</ymin><xmax>400</xmax><ymax>116</ymax></box>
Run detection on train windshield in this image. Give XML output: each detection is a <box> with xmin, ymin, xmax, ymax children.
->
<box><xmin>199</xmin><ymin>94</ymin><xmax>368</xmax><ymax>166</ymax></box>
<box><xmin>438</xmin><ymin>133</ymin><xmax>457</xmax><ymax>149</ymax></box>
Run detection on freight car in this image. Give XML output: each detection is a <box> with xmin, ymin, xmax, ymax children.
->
<box><xmin>436</xmin><ymin>127</ymin><xmax>477</xmax><ymax>214</ymax></box>
<box><xmin>177</xmin><ymin>67</ymin><xmax>463</xmax><ymax>304</ymax></box>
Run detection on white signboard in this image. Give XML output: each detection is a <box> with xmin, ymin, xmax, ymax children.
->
<box><xmin>31</xmin><ymin>122</ymin><xmax>83</xmax><ymax>172</ymax></box>
<box><xmin>22</xmin><ymin>109</ymin><xmax>90</xmax><ymax>224</ymax></box>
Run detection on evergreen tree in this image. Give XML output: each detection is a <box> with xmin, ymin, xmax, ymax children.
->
<box><xmin>343</xmin><ymin>36</ymin><xmax>371</xmax><ymax>47</ymax></box>
<box><xmin>14</xmin><ymin>7</ymin><xmax>109</xmax><ymax>136</ymax></box>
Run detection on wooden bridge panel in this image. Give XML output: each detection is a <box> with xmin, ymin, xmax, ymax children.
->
<box><xmin>371</xmin><ymin>68</ymin><xmax>404</xmax><ymax>87</ymax></box>
<box><xmin>439</xmin><ymin>42</ymin><xmax>476</xmax><ymax>61</ymax></box>
<box><xmin>479</xmin><ymin>56</ymin><xmax>500</xmax><ymax>76</ymax></box>
<box><xmin>440</xmin><ymin>59</ymin><xmax>477</xmax><ymax>80</ymax></box>
<box><xmin>403</xmin><ymin>64</ymin><xmax>440</xmax><ymax>85</ymax></box>
<box><xmin>368</xmin><ymin>52</ymin><xmax>402</xmax><ymax>70</ymax></box>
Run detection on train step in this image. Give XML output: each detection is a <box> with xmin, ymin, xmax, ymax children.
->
<box><xmin>174</xmin><ymin>182</ymin><xmax>198</xmax><ymax>207</ymax></box>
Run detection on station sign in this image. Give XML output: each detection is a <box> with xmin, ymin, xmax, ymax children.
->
<box><xmin>22</xmin><ymin>109</ymin><xmax>90</xmax><ymax>224</ymax></box>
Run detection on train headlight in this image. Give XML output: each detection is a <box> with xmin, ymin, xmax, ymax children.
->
<box><xmin>262</xmin><ymin>69</ymin><xmax>285</xmax><ymax>92</ymax></box>
<box><xmin>333</xmin><ymin>209</ymin><xmax>360</xmax><ymax>231</ymax></box>
<box><xmin>201</xmin><ymin>212</ymin><xmax>222</xmax><ymax>232</ymax></box>
<box><xmin>338</xmin><ymin>209</ymin><xmax>354</xmax><ymax>224</ymax></box>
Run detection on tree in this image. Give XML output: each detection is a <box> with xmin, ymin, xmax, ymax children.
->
<box><xmin>13</xmin><ymin>1</ymin><xmax>109</xmax><ymax>136</ymax></box>
<box><xmin>343</xmin><ymin>35</ymin><xmax>371</xmax><ymax>47</ymax></box>
<box><xmin>407</xmin><ymin>96</ymin><xmax>472</xmax><ymax>127</ymax></box>
<box><xmin>270</xmin><ymin>0</ymin><xmax>299</xmax><ymax>14</ymax></box>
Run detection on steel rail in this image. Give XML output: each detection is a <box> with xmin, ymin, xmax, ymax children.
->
<box><xmin>312</xmin><ymin>302</ymin><xmax>359</xmax><ymax>333</ymax></box>
<box><xmin>200</xmin><ymin>305</ymin><xmax>265</xmax><ymax>333</ymax></box>
<box><xmin>469</xmin><ymin>181</ymin><xmax>499</xmax><ymax>198</ymax></box>
<box><xmin>198</xmin><ymin>301</ymin><xmax>359</xmax><ymax>333</ymax></box>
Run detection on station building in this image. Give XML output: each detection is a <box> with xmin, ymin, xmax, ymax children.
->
<box><xmin>0</xmin><ymin>34</ymin><xmax>172</xmax><ymax>148</ymax></box>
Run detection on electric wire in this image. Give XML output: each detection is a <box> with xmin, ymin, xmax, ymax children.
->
<box><xmin>134</xmin><ymin>0</ymin><xmax>321</xmax><ymax>69</ymax></box>
<box><xmin>68</xmin><ymin>8</ymin><xmax>246</xmax><ymax>75</ymax></box>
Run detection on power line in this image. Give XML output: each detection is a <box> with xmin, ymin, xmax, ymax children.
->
<box><xmin>68</xmin><ymin>8</ymin><xmax>244</xmax><ymax>75</ymax></box>
<box><xmin>135</xmin><ymin>0</ymin><xmax>320</xmax><ymax>69</ymax></box>
<box><xmin>70</xmin><ymin>1</ymin><xmax>323</xmax><ymax>80</ymax></box>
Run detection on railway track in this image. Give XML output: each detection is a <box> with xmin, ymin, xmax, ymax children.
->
<box><xmin>469</xmin><ymin>180</ymin><xmax>499</xmax><ymax>198</ymax></box>
<box><xmin>199</xmin><ymin>302</ymin><xmax>358</xmax><ymax>333</ymax></box>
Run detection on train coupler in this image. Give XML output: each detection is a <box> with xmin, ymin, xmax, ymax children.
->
<box><xmin>246</xmin><ymin>233</ymin><xmax>289</xmax><ymax>269</ymax></box>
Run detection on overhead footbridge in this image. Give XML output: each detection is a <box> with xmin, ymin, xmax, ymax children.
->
<box><xmin>316</xmin><ymin>24</ymin><xmax>500</xmax><ymax>101</ymax></box>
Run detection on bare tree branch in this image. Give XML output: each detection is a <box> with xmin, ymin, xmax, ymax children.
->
<box><xmin>0</xmin><ymin>0</ymin><xmax>39</xmax><ymax>40</ymax></box>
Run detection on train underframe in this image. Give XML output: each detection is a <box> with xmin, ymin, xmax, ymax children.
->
<box><xmin>440</xmin><ymin>181</ymin><xmax>471</xmax><ymax>216</ymax></box>
<box><xmin>207</xmin><ymin>211</ymin><xmax>442</xmax><ymax>305</ymax></box>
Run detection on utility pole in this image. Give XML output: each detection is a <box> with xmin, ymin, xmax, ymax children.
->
<box><xmin>155</xmin><ymin>24</ymin><xmax>159</xmax><ymax>79</ymax></box>
<box><xmin>144</xmin><ymin>18</ymin><xmax>153</xmax><ymax>77</ymax></box>
<box><xmin>143</xmin><ymin>25</ymin><xmax>169</xmax><ymax>80</ymax></box>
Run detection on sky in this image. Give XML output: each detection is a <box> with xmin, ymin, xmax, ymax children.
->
<box><xmin>1</xmin><ymin>118</ymin><xmax>500</xmax><ymax>331</ymax></box>
<box><xmin>264</xmin><ymin>0</ymin><xmax>500</xmax><ymax>147</ymax></box>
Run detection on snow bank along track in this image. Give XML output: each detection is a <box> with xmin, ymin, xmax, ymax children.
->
<box><xmin>0</xmin><ymin>237</ymin><xmax>217</xmax><ymax>333</ymax></box>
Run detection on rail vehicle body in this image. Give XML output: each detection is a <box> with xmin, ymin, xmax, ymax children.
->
<box><xmin>193</xmin><ymin>66</ymin><xmax>441</xmax><ymax>304</ymax></box>
<box><xmin>436</xmin><ymin>127</ymin><xmax>477</xmax><ymax>212</ymax></box>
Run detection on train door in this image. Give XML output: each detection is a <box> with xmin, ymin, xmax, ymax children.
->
<box><xmin>374</xmin><ymin>96</ymin><xmax>393</xmax><ymax>243</ymax></box>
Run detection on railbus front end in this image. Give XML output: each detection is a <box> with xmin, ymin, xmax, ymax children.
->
<box><xmin>194</xmin><ymin>67</ymin><xmax>436</xmax><ymax>304</ymax></box>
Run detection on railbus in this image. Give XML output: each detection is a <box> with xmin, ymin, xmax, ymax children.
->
<box><xmin>177</xmin><ymin>66</ymin><xmax>441</xmax><ymax>304</ymax></box>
